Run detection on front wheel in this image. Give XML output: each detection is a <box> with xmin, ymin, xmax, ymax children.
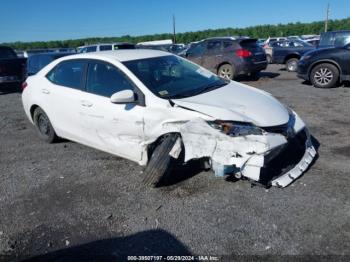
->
<box><xmin>286</xmin><ymin>58</ymin><xmax>299</xmax><ymax>72</ymax></box>
<box><xmin>218</xmin><ymin>64</ymin><xmax>235</xmax><ymax>80</ymax></box>
<box><xmin>33</xmin><ymin>107</ymin><xmax>58</xmax><ymax>143</ymax></box>
<box><xmin>310</xmin><ymin>63</ymin><xmax>339</xmax><ymax>88</ymax></box>
<box><xmin>143</xmin><ymin>134</ymin><xmax>180</xmax><ymax>187</ymax></box>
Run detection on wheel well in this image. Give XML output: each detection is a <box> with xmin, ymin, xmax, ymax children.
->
<box><xmin>309</xmin><ymin>61</ymin><xmax>341</xmax><ymax>78</ymax></box>
<box><xmin>284</xmin><ymin>54</ymin><xmax>300</xmax><ymax>64</ymax></box>
<box><xmin>30</xmin><ymin>105</ymin><xmax>39</xmax><ymax>121</ymax></box>
<box><xmin>147</xmin><ymin>132</ymin><xmax>183</xmax><ymax>162</ymax></box>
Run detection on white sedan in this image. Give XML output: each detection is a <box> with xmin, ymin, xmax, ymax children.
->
<box><xmin>22</xmin><ymin>50</ymin><xmax>316</xmax><ymax>188</ymax></box>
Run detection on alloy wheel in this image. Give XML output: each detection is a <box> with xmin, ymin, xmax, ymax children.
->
<box><xmin>314</xmin><ymin>67</ymin><xmax>333</xmax><ymax>86</ymax></box>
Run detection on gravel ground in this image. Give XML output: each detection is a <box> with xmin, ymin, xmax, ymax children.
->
<box><xmin>0</xmin><ymin>65</ymin><xmax>349</xmax><ymax>261</ymax></box>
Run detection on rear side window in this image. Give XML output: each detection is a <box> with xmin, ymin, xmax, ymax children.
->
<box><xmin>46</xmin><ymin>60</ymin><xmax>86</xmax><ymax>89</ymax></box>
<box><xmin>86</xmin><ymin>61</ymin><xmax>134</xmax><ymax>97</ymax></box>
<box><xmin>86</xmin><ymin>46</ymin><xmax>97</xmax><ymax>52</ymax></box>
<box><xmin>319</xmin><ymin>32</ymin><xmax>333</xmax><ymax>46</ymax></box>
<box><xmin>334</xmin><ymin>32</ymin><xmax>350</xmax><ymax>47</ymax></box>
<box><xmin>99</xmin><ymin>45</ymin><xmax>112</xmax><ymax>51</ymax></box>
<box><xmin>206</xmin><ymin>41</ymin><xmax>222</xmax><ymax>53</ymax></box>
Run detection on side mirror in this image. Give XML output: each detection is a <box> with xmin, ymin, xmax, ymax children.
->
<box><xmin>110</xmin><ymin>90</ymin><xmax>135</xmax><ymax>104</ymax></box>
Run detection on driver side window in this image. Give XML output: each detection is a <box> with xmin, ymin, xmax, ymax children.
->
<box><xmin>86</xmin><ymin>61</ymin><xmax>134</xmax><ymax>97</ymax></box>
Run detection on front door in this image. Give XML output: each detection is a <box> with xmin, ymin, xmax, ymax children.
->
<box><xmin>78</xmin><ymin>60</ymin><xmax>145</xmax><ymax>162</ymax></box>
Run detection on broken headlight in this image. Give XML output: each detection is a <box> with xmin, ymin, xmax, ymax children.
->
<box><xmin>208</xmin><ymin>121</ymin><xmax>264</xmax><ymax>136</ymax></box>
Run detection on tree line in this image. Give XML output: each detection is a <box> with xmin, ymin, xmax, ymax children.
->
<box><xmin>2</xmin><ymin>17</ymin><xmax>350</xmax><ymax>50</ymax></box>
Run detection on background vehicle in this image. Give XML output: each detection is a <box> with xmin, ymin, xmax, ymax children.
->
<box><xmin>319</xmin><ymin>30</ymin><xmax>350</xmax><ymax>48</ymax></box>
<box><xmin>136</xmin><ymin>43</ymin><xmax>186</xmax><ymax>55</ymax></box>
<box><xmin>297</xmin><ymin>43</ymin><xmax>350</xmax><ymax>88</ymax></box>
<box><xmin>0</xmin><ymin>46</ymin><xmax>27</xmax><ymax>84</ymax></box>
<box><xmin>183</xmin><ymin>37</ymin><xmax>267</xmax><ymax>79</ymax></box>
<box><xmin>305</xmin><ymin>38</ymin><xmax>320</xmax><ymax>46</ymax></box>
<box><xmin>272</xmin><ymin>40</ymin><xmax>315</xmax><ymax>72</ymax></box>
<box><xmin>27</xmin><ymin>52</ymin><xmax>74</xmax><ymax>76</ymax></box>
<box><xmin>78</xmin><ymin>43</ymin><xmax>135</xmax><ymax>53</ymax></box>
<box><xmin>263</xmin><ymin>40</ymin><xmax>280</xmax><ymax>64</ymax></box>
<box><xmin>264</xmin><ymin>37</ymin><xmax>287</xmax><ymax>46</ymax></box>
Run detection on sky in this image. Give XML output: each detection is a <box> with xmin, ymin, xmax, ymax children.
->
<box><xmin>1</xmin><ymin>0</ymin><xmax>349</xmax><ymax>43</ymax></box>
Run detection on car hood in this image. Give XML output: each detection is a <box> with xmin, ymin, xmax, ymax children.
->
<box><xmin>172</xmin><ymin>81</ymin><xmax>290</xmax><ymax>127</ymax></box>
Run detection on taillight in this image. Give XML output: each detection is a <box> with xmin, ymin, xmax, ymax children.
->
<box><xmin>21</xmin><ymin>81</ymin><xmax>28</xmax><ymax>90</ymax></box>
<box><xmin>236</xmin><ymin>49</ymin><xmax>252</xmax><ymax>58</ymax></box>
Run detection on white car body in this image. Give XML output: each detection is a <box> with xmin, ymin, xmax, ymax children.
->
<box><xmin>22</xmin><ymin>50</ymin><xmax>316</xmax><ymax>187</ymax></box>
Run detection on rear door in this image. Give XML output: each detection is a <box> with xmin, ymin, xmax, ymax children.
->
<box><xmin>201</xmin><ymin>40</ymin><xmax>223</xmax><ymax>73</ymax></box>
<box><xmin>44</xmin><ymin>59</ymin><xmax>88</xmax><ymax>141</ymax></box>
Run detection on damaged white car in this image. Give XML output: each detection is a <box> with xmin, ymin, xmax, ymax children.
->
<box><xmin>22</xmin><ymin>50</ymin><xmax>316</xmax><ymax>188</ymax></box>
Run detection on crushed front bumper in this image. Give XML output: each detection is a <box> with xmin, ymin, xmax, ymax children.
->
<box><xmin>241</xmin><ymin>128</ymin><xmax>316</xmax><ymax>188</ymax></box>
<box><xmin>271</xmin><ymin>144</ymin><xmax>316</xmax><ymax>187</ymax></box>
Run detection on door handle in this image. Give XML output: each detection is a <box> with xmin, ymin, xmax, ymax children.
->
<box><xmin>81</xmin><ymin>100</ymin><xmax>93</xmax><ymax>107</ymax></box>
<box><xmin>41</xmin><ymin>89</ymin><xmax>50</xmax><ymax>94</ymax></box>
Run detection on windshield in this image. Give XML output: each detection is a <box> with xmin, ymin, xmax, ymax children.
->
<box><xmin>123</xmin><ymin>55</ymin><xmax>228</xmax><ymax>99</ymax></box>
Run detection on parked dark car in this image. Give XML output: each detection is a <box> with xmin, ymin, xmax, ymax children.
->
<box><xmin>182</xmin><ymin>37</ymin><xmax>267</xmax><ymax>80</ymax></box>
<box><xmin>297</xmin><ymin>43</ymin><xmax>350</xmax><ymax>88</ymax></box>
<box><xmin>271</xmin><ymin>40</ymin><xmax>315</xmax><ymax>72</ymax></box>
<box><xmin>0</xmin><ymin>46</ymin><xmax>27</xmax><ymax>85</ymax></box>
<box><xmin>27</xmin><ymin>52</ymin><xmax>74</xmax><ymax>76</ymax></box>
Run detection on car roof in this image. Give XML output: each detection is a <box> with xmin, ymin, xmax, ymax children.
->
<box><xmin>61</xmin><ymin>49</ymin><xmax>170</xmax><ymax>62</ymax></box>
<box><xmin>204</xmin><ymin>36</ymin><xmax>249</xmax><ymax>41</ymax></box>
<box><xmin>83</xmin><ymin>42</ymin><xmax>134</xmax><ymax>47</ymax></box>
<box><xmin>28</xmin><ymin>52</ymin><xmax>75</xmax><ymax>57</ymax></box>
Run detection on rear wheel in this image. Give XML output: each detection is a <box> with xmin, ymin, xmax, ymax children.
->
<box><xmin>143</xmin><ymin>134</ymin><xmax>180</xmax><ymax>187</ymax></box>
<box><xmin>218</xmin><ymin>64</ymin><xmax>235</xmax><ymax>80</ymax></box>
<box><xmin>33</xmin><ymin>107</ymin><xmax>58</xmax><ymax>143</ymax></box>
<box><xmin>310</xmin><ymin>63</ymin><xmax>339</xmax><ymax>88</ymax></box>
<box><xmin>286</xmin><ymin>58</ymin><xmax>299</xmax><ymax>72</ymax></box>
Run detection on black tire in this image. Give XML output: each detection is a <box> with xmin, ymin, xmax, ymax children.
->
<box><xmin>218</xmin><ymin>64</ymin><xmax>235</xmax><ymax>80</ymax></box>
<box><xmin>310</xmin><ymin>63</ymin><xmax>339</xmax><ymax>88</ymax></box>
<box><xmin>286</xmin><ymin>58</ymin><xmax>299</xmax><ymax>72</ymax></box>
<box><xmin>143</xmin><ymin>134</ymin><xmax>180</xmax><ymax>187</ymax></box>
<box><xmin>266</xmin><ymin>54</ymin><xmax>272</xmax><ymax>64</ymax></box>
<box><xmin>33</xmin><ymin>107</ymin><xmax>58</xmax><ymax>143</ymax></box>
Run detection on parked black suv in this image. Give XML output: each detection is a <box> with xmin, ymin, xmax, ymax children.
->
<box><xmin>182</xmin><ymin>37</ymin><xmax>267</xmax><ymax>80</ymax></box>
<box><xmin>297</xmin><ymin>43</ymin><xmax>350</xmax><ymax>88</ymax></box>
